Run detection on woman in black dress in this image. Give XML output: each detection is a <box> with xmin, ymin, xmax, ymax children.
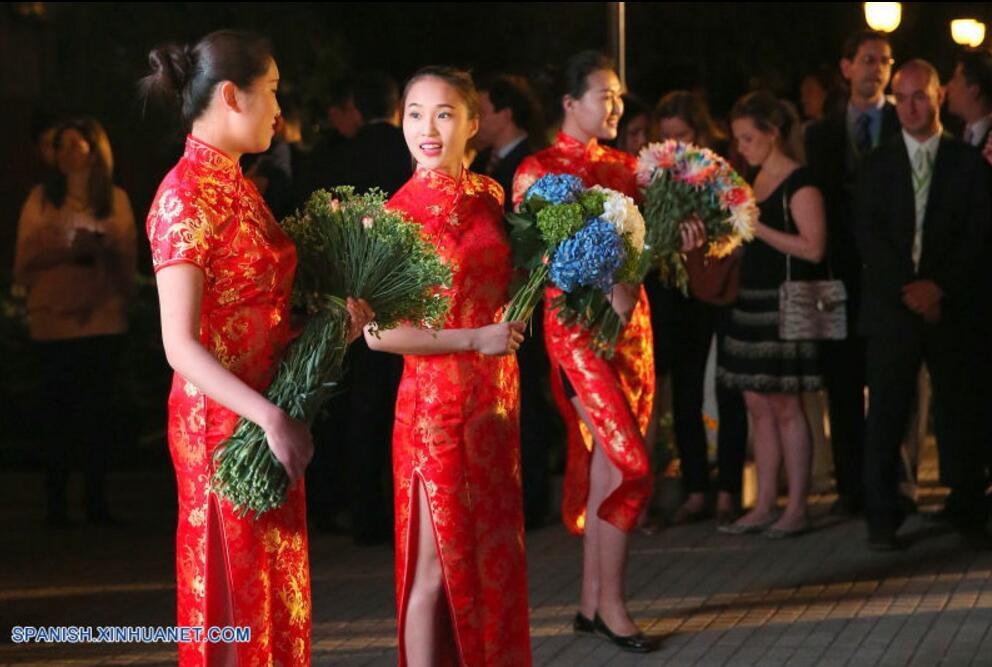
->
<box><xmin>717</xmin><ymin>91</ymin><xmax>826</xmax><ymax>538</ymax></box>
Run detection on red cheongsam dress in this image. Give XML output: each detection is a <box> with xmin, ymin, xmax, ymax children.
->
<box><xmin>146</xmin><ymin>135</ymin><xmax>310</xmax><ymax>666</ymax></box>
<box><xmin>386</xmin><ymin>166</ymin><xmax>532</xmax><ymax>667</ymax></box>
<box><xmin>512</xmin><ymin>131</ymin><xmax>655</xmax><ymax>535</ymax></box>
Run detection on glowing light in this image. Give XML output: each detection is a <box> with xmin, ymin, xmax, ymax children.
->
<box><xmin>864</xmin><ymin>3</ymin><xmax>902</xmax><ymax>33</ymax></box>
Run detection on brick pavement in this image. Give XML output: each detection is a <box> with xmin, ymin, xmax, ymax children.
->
<box><xmin>2</xmin><ymin>459</ymin><xmax>990</xmax><ymax>666</ymax></box>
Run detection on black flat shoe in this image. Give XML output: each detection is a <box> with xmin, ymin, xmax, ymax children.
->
<box><xmin>573</xmin><ymin>612</ymin><xmax>596</xmax><ymax>636</ymax></box>
<box><xmin>593</xmin><ymin>613</ymin><xmax>656</xmax><ymax>653</ymax></box>
<box><xmin>867</xmin><ymin>529</ymin><xmax>902</xmax><ymax>552</ymax></box>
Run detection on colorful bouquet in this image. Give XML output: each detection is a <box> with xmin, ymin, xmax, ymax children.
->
<box><xmin>503</xmin><ymin>174</ymin><xmax>646</xmax><ymax>355</ymax></box>
<box><xmin>212</xmin><ymin>188</ymin><xmax>451</xmax><ymax>518</ymax></box>
<box><xmin>636</xmin><ymin>140</ymin><xmax>756</xmax><ymax>292</ymax></box>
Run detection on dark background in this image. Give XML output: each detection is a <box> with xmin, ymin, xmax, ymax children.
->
<box><xmin>1</xmin><ymin>1</ymin><xmax>989</xmax><ymax>464</ymax></box>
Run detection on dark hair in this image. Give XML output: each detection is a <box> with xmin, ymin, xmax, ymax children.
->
<box><xmin>957</xmin><ymin>48</ymin><xmax>992</xmax><ymax>105</ymax></box>
<box><xmin>402</xmin><ymin>66</ymin><xmax>480</xmax><ymax>118</ymax></box>
<box><xmin>353</xmin><ymin>71</ymin><xmax>400</xmax><ymax>121</ymax></box>
<box><xmin>561</xmin><ymin>50</ymin><xmax>615</xmax><ymax>101</ymax></box>
<box><xmin>801</xmin><ymin>67</ymin><xmax>834</xmax><ymax>95</ymax></box>
<box><xmin>842</xmin><ymin>30</ymin><xmax>891</xmax><ymax>61</ymax></box>
<box><xmin>619</xmin><ymin>93</ymin><xmax>648</xmax><ymax>125</ymax></box>
<box><xmin>43</xmin><ymin>117</ymin><xmax>115</xmax><ymax>219</ymax></box>
<box><xmin>615</xmin><ymin>93</ymin><xmax>649</xmax><ymax>147</ymax></box>
<box><xmin>654</xmin><ymin>90</ymin><xmax>727</xmax><ymax>149</ymax></box>
<box><xmin>140</xmin><ymin>29</ymin><xmax>273</xmax><ymax>127</ymax></box>
<box><xmin>30</xmin><ymin>109</ymin><xmax>61</xmax><ymax>145</ymax></box>
<box><xmin>479</xmin><ymin>74</ymin><xmax>545</xmax><ymax>141</ymax></box>
<box><xmin>730</xmin><ymin>90</ymin><xmax>794</xmax><ymax>155</ymax></box>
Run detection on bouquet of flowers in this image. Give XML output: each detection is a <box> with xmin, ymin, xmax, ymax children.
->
<box><xmin>502</xmin><ymin>174</ymin><xmax>646</xmax><ymax>355</ymax></box>
<box><xmin>212</xmin><ymin>188</ymin><xmax>451</xmax><ymax>518</ymax></box>
<box><xmin>636</xmin><ymin>140</ymin><xmax>757</xmax><ymax>292</ymax></box>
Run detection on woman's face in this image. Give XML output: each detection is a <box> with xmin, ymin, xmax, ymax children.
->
<box><xmin>56</xmin><ymin>128</ymin><xmax>92</xmax><ymax>176</ymax></box>
<box><xmin>657</xmin><ymin>116</ymin><xmax>697</xmax><ymax>144</ymax></box>
<box><xmin>731</xmin><ymin>116</ymin><xmax>777</xmax><ymax>167</ymax></box>
<box><xmin>232</xmin><ymin>59</ymin><xmax>282</xmax><ymax>154</ymax></box>
<box><xmin>403</xmin><ymin>76</ymin><xmax>479</xmax><ymax>177</ymax></box>
<box><xmin>564</xmin><ymin>68</ymin><xmax>624</xmax><ymax>141</ymax></box>
<box><xmin>619</xmin><ymin>113</ymin><xmax>650</xmax><ymax>155</ymax></box>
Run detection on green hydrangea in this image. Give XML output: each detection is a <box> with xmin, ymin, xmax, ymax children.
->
<box><xmin>577</xmin><ymin>189</ymin><xmax>606</xmax><ymax>218</ymax></box>
<box><xmin>536</xmin><ymin>203</ymin><xmax>586</xmax><ymax>247</ymax></box>
<box><xmin>616</xmin><ymin>235</ymin><xmax>642</xmax><ymax>284</ymax></box>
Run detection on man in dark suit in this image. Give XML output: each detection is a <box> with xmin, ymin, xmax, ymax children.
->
<box><xmin>856</xmin><ymin>60</ymin><xmax>991</xmax><ymax>550</ymax></box>
<box><xmin>345</xmin><ymin>71</ymin><xmax>413</xmax><ymax>197</ymax></box>
<box><xmin>338</xmin><ymin>72</ymin><xmax>410</xmax><ymax>545</ymax></box>
<box><xmin>472</xmin><ymin>74</ymin><xmax>556</xmax><ymax>527</ymax></box>
<box><xmin>805</xmin><ymin>30</ymin><xmax>901</xmax><ymax>518</ymax></box>
<box><xmin>946</xmin><ymin>49</ymin><xmax>992</xmax><ymax>151</ymax></box>
<box><xmin>472</xmin><ymin>75</ymin><xmax>541</xmax><ymax>212</ymax></box>
<box><xmin>947</xmin><ymin>49</ymin><xmax>992</xmax><ymax>526</ymax></box>
<box><xmin>309</xmin><ymin>77</ymin><xmax>363</xmax><ymax>191</ymax></box>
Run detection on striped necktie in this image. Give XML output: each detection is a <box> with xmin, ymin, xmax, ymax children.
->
<box><xmin>911</xmin><ymin>145</ymin><xmax>934</xmax><ymax>270</ymax></box>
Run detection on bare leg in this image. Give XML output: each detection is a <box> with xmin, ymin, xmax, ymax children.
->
<box><xmin>573</xmin><ymin>397</ymin><xmax>640</xmax><ymax>636</ymax></box>
<box><xmin>734</xmin><ymin>391</ymin><xmax>781</xmax><ymax>526</ymax></box>
<box><xmin>403</xmin><ymin>480</ymin><xmax>446</xmax><ymax>667</ymax></box>
<box><xmin>768</xmin><ymin>393</ymin><xmax>811</xmax><ymax>531</ymax></box>
<box><xmin>716</xmin><ymin>491</ymin><xmax>735</xmax><ymax>515</ymax></box>
<box><xmin>678</xmin><ymin>492</ymin><xmax>707</xmax><ymax>514</ymax></box>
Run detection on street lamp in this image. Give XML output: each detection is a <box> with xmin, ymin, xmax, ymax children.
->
<box><xmin>951</xmin><ymin>19</ymin><xmax>986</xmax><ymax>48</ymax></box>
<box><xmin>864</xmin><ymin>3</ymin><xmax>901</xmax><ymax>33</ymax></box>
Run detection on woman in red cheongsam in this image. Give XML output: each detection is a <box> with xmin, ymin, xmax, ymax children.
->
<box><xmin>142</xmin><ymin>31</ymin><xmax>370</xmax><ymax>666</ymax></box>
<box><xmin>364</xmin><ymin>67</ymin><xmax>531</xmax><ymax>667</ymax></box>
<box><xmin>513</xmin><ymin>51</ymin><xmax>703</xmax><ymax>653</ymax></box>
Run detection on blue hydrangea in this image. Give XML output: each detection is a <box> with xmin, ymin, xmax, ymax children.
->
<box><xmin>549</xmin><ymin>219</ymin><xmax>625</xmax><ymax>293</ymax></box>
<box><xmin>525</xmin><ymin>174</ymin><xmax>585</xmax><ymax>205</ymax></box>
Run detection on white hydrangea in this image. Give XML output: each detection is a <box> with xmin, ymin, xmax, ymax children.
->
<box><xmin>591</xmin><ymin>186</ymin><xmax>646</xmax><ymax>252</ymax></box>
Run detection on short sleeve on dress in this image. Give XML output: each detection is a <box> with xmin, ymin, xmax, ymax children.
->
<box><xmin>146</xmin><ymin>188</ymin><xmax>214</xmax><ymax>273</ymax></box>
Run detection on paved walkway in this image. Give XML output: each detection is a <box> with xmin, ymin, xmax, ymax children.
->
<box><xmin>2</xmin><ymin>458</ymin><xmax>991</xmax><ymax>666</ymax></box>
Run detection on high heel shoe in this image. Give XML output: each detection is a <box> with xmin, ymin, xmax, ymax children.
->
<box><xmin>573</xmin><ymin>612</ymin><xmax>596</xmax><ymax>636</ymax></box>
<box><xmin>593</xmin><ymin>613</ymin><xmax>657</xmax><ymax>653</ymax></box>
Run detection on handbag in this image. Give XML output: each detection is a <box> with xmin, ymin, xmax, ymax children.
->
<box><xmin>686</xmin><ymin>246</ymin><xmax>741</xmax><ymax>306</ymax></box>
<box><xmin>778</xmin><ymin>186</ymin><xmax>848</xmax><ymax>341</ymax></box>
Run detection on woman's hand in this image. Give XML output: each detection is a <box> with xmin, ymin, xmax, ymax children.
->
<box><xmin>678</xmin><ymin>214</ymin><xmax>706</xmax><ymax>252</ymax></box>
<box><xmin>263</xmin><ymin>409</ymin><xmax>314</xmax><ymax>484</ymax></box>
<box><xmin>609</xmin><ymin>283</ymin><xmax>639</xmax><ymax>325</ymax></box>
<box><xmin>471</xmin><ymin>321</ymin><xmax>526</xmax><ymax>356</ymax></box>
<box><xmin>346</xmin><ymin>297</ymin><xmax>375</xmax><ymax>342</ymax></box>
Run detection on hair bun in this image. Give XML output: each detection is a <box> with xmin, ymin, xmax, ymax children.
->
<box><xmin>146</xmin><ymin>43</ymin><xmax>193</xmax><ymax>99</ymax></box>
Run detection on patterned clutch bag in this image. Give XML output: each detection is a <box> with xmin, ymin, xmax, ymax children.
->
<box><xmin>777</xmin><ymin>188</ymin><xmax>847</xmax><ymax>341</ymax></box>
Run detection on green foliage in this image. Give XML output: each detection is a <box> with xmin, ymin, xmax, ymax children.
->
<box><xmin>212</xmin><ymin>188</ymin><xmax>452</xmax><ymax>518</ymax></box>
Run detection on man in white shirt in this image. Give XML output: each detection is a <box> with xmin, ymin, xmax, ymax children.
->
<box><xmin>856</xmin><ymin>60</ymin><xmax>992</xmax><ymax>551</ymax></box>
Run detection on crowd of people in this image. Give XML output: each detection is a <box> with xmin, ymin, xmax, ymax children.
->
<box><xmin>12</xmin><ymin>24</ymin><xmax>992</xmax><ymax>665</ymax></box>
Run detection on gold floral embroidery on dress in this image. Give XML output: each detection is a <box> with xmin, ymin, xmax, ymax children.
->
<box><xmin>262</xmin><ymin>525</ymin><xmax>285</xmax><ymax>555</ymax></box>
<box><xmin>187</xmin><ymin>506</ymin><xmax>206</xmax><ymax>528</ymax></box>
<box><xmin>186</xmin><ymin>136</ymin><xmax>240</xmax><ymax>179</ymax></box>
<box><xmin>418</xmin><ymin>166</ymin><xmax>459</xmax><ymax>196</ymax></box>
<box><xmin>279</xmin><ymin>572</ymin><xmax>311</xmax><ymax>628</ymax></box>
<box><xmin>156</xmin><ymin>190</ymin><xmax>184</xmax><ymax>224</ymax></box>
